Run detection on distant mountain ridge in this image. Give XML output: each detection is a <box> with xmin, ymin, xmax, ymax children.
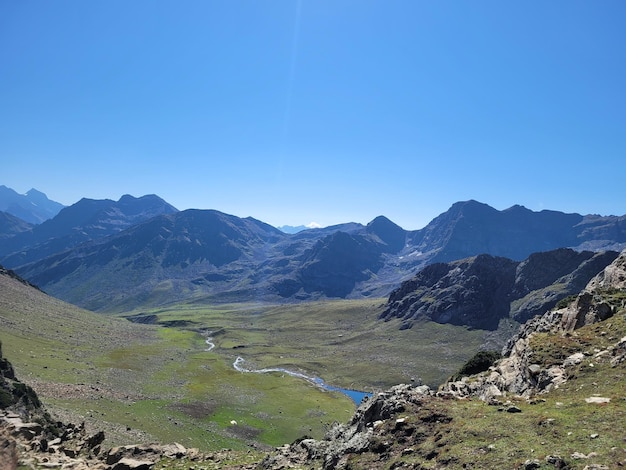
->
<box><xmin>0</xmin><ymin>194</ymin><xmax>178</xmax><ymax>267</ymax></box>
<box><xmin>7</xmin><ymin>198</ymin><xmax>626</xmax><ymax>312</ymax></box>
<box><xmin>405</xmin><ymin>200</ymin><xmax>624</xmax><ymax>263</ymax></box>
<box><xmin>0</xmin><ymin>186</ymin><xmax>65</xmax><ymax>224</ymax></box>
<box><xmin>277</xmin><ymin>225</ymin><xmax>310</xmax><ymax>234</ymax></box>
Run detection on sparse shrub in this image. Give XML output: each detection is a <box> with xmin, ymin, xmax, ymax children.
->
<box><xmin>452</xmin><ymin>350</ymin><xmax>502</xmax><ymax>380</ymax></box>
<box><xmin>12</xmin><ymin>382</ymin><xmax>41</xmax><ymax>408</ymax></box>
<box><xmin>0</xmin><ymin>388</ymin><xmax>15</xmax><ymax>408</ymax></box>
<box><xmin>556</xmin><ymin>295</ymin><xmax>577</xmax><ymax>309</ymax></box>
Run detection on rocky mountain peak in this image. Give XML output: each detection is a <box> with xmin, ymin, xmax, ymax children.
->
<box><xmin>366</xmin><ymin>215</ymin><xmax>406</xmax><ymax>253</ymax></box>
<box><xmin>0</xmin><ymin>186</ymin><xmax>65</xmax><ymax>224</ymax></box>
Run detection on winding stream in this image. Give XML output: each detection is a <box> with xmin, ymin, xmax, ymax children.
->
<box><xmin>201</xmin><ymin>331</ymin><xmax>371</xmax><ymax>404</ymax></box>
<box><xmin>233</xmin><ymin>356</ymin><xmax>371</xmax><ymax>405</ymax></box>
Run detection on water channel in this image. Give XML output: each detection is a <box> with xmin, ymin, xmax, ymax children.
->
<box><xmin>233</xmin><ymin>356</ymin><xmax>371</xmax><ymax>405</ymax></box>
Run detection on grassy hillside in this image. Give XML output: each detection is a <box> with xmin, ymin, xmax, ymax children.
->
<box><xmin>0</xmin><ymin>273</ymin><xmax>352</xmax><ymax>451</ymax></box>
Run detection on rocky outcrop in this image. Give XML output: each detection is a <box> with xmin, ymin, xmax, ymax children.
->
<box><xmin>586</xmin><ymin>248</ymin><xmax>626</xmax><ymax>291</ymax></box>
<box><xmin>260</xmin><ymin>384</ymin><xmax>434</xmax><ymax>470</ymax></box>
<box><xmin>0</xmin><ymin>412</ymin><xmax>108</xmax><ymax>470</ymax></box>
<box><xmin>439</xmin><ymin>250</ymin><xmax>626</xmax><ymax>400</ymax></box>
<box><xmin>381</xmin><ymin>249</ymin><xmax>618</xmax><ymax>331</ymax></box>
<box><xmin>381</xmin><ymin>254</ymin><xmax>519</xmax><ymax>330</ymax></box>
<box><xmin>510</xmin><ymin>249</ymin><xmax>619</xmax><ymax>323</ymax></box>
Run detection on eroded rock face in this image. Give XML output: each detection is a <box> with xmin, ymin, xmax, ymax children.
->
<box><xmin>560</xmin><ymin>292</ymin><xmax>614</xmax><ymax>331</ymax></box>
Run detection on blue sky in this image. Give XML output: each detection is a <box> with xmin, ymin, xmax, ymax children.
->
<box><xmin>1</xmin><ymin>1</ymin><xmax>625</xmax><ymax>230</ymax></box>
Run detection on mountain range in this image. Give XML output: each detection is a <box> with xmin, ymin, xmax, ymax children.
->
<box><xmin>2</xmin><ymin>193</ymin><xmax>625</xmax><ymax>312</ymax></box>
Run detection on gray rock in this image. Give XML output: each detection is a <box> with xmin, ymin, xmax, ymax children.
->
<box><xmin>112</xmin><ymin>457</ymin><xmax>155</xmax><ymax>470</ymax></box>
<box><xmin>545</xmin><ymin>454</ymin><xmax>568</xmax><ymax>467</ymax></box>
<box><xmin>524</xmin><ymin>459</ymin><xmax>541</xmax><ymax>469</ymax></box>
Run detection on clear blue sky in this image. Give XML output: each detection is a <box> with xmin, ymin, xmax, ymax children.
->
<box><xmin>1</xmin><ymin>1</ymin><xmax>625</xmax><ymax>230</ymax></box>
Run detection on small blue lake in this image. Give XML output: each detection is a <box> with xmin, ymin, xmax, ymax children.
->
<box><xmin>313</xmin><ymin>378</ymin><xmax>372</xmax><ymax>405</ymax></box>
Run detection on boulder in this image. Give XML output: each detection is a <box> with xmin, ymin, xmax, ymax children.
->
<box><xmin>112</xmin><ymin>457</ymin><xmax>154</xmax><ymax>470</ymax></box>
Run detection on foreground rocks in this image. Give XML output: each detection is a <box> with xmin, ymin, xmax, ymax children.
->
<box><xmin>0</xmin><ymin>409</ymin><xmax>216</xmax><ymax>470</ymax></box>
<box><xmin>260</xmin><ymin>384</ymin><xmax>437</xmax><ymax>470</ymax></box>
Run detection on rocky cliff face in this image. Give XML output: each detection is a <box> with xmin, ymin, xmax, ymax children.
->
<box><xmin>381</xmin><ymin>248</ymin><xmax>619</xmax><ymax>330</ymax></box>
<box><xmin>381</xmin><ymin>254</ymin><xmax>518</xmax><ymax>330</ymax></box>
<box><xmin>440</xmin><ymin>250</ymin><xmax>626</xmax><ymax>401</ymax></box>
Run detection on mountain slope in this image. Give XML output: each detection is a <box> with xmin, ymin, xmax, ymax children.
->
<box><xmin>0</xmin><ymin>186</ymin><xmax>65</xmax><ymax>224</ymax></box>
<box><xmin>257</xmin><ymin>251</ymin><xmax>626</xmax><ymax>470</ymax></box>
<box><xmin>0</xmin><ymin>194</ymin><xmax>178</xmax><ymax>268</ymax></box>
<box><xmin>0</xmin><ymin>211</ymin><xmax>33</xmax><ymax>239</ymax></box>
<box><xmin>16</xmin><ymin>209</ymin><xmax>288</xmax><ymax>311</ymax></box>
<box><xmin>272</xmin><ymin>231</ymin><xmax>387</xmax><ymax>299</ymax></box>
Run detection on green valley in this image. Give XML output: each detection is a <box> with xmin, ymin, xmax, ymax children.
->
<box><xmin>1</xmin><ymin>270</ymin><xmax>486</xmax><ymax>453</ymax></box>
